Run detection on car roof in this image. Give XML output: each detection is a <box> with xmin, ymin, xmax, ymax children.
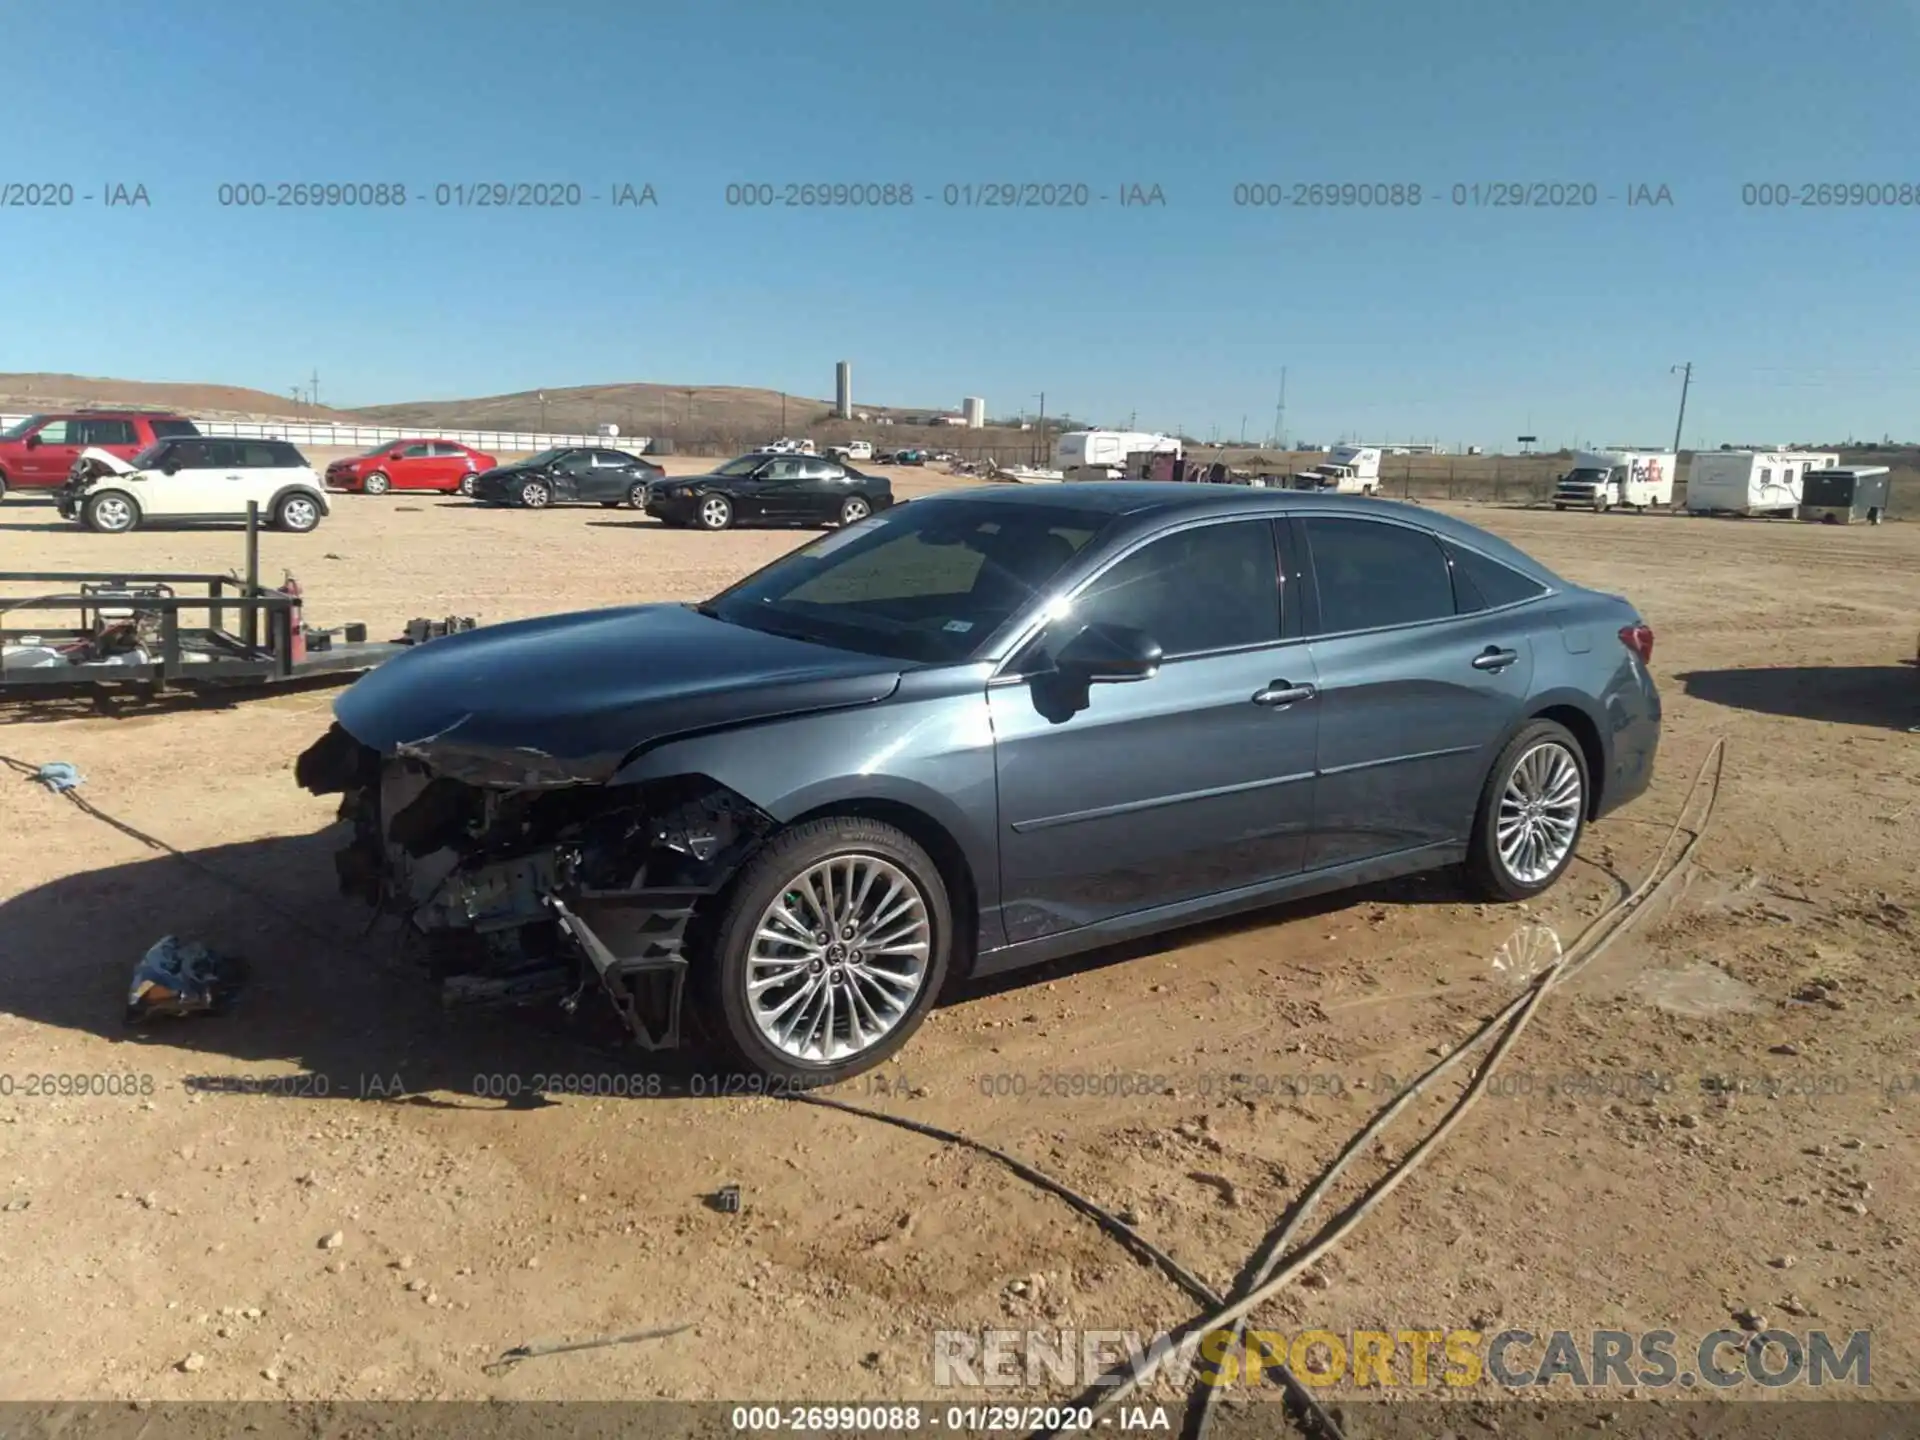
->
<box><xmin>52</xmin><ymin>408</ymin><xmax>192</xmax><ymax>419</ymax></box>
<box><xmin>914</xmin><ymin>482</ymin><xmax>1567</xmax><ymax>583</ymax></box>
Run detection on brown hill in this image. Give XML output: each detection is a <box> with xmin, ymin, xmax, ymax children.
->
<box><xmin>0</xmin><ymin>373</ymin><xmax>356</xmax><ymax>420</ymax></box>
<box><xmin>346</xmin><ymin>381</ymin><xmax>960</xmax><ymax>436</ymax></box>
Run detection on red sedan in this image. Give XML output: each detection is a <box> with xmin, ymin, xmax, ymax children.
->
<box><xmin>325</xmin><ymin>440</ymin><xmax>497</xmax><ymax>496</ymax></box>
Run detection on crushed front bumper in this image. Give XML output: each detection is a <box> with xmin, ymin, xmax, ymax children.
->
<box><xmin>295</xmin><ymin>723</ymin><xmax>774</xmax><ymax>1048</ymax></box>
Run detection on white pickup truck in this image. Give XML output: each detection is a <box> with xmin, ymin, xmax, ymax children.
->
<box><xmin>826</xmin><ymin>440</ymin><xmax>874</xmax><ymax>462</ymax></box>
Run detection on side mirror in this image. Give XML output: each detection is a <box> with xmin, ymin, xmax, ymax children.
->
<box><xmin>162</xmin><ymin>461</ymin><xmax>180</xmax><ymax>475</ymax></box>
<box><xmin>24</xmin><ymin>434</ymin><xmax>41</xmax><ymax>449</ymax></box>
<box><xmin>1053</xmin><ymin>622</ymin><xmax>1162</xmax><ymax>683</ymax></box>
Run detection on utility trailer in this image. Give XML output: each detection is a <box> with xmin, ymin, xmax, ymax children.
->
<box><xmin>0</xmin><ymin>506</ymin><xmax>473</xmax><ymax>701</ymax></box>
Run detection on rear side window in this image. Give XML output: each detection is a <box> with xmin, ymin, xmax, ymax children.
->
<box><xmin>150</xmin><ymin>419</ymin><xmax>200</xmax><ymax>438</ymax></box>
<box><xmin>240</xmin><ymin>443</ymin><xmax>282</xmax><ymax>467</ymax></box>
<box><xmin>78</xmin><ymin>419</ymin><xmax>138</xmax><ymax>445</ymax></box>
<box><xmin>1303</xmin><ymin>517</ymin><xmax>1455</xmax><ymax>633</ymax></box>
<box><xmin>1444</xmin><ymin>540</ymin><xmax>1549</xmax><ymax>612</ymax></box>
<box><xmin>430</xmin><ymin>442</ymin><xmax>467</xmax><ymax>457</ymax></box>
<box><xmin>268</xmin><ymin>442</ymin><xmax>306</xmax><ymax>466</ymax></box>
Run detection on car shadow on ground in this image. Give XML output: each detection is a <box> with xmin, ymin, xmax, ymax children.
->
<box><xmin>0</xmin><ymin>819</ymin><xmax>1548</xmax><ymax>1108</ymax></box>
<box><xmin>1677</xmin><ymin>664</ymin><xmax>1920</xmax><ymax>730</ymax></box>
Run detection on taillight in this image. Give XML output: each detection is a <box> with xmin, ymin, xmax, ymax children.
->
<box><xmin>1619</xmin><ymin>623</ymin><xmax>1654</xmax><ymax>664</ymax></box>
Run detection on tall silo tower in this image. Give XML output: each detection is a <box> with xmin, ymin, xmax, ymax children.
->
<box><xmin>963</xmin><ymin>396</ymin><xmax>986</xmax><ymax>429</ymax></box>
<box><xmin>835</xmin><ymin>362</ymin><xmax>852</xmax><ymax>420</ymax></box>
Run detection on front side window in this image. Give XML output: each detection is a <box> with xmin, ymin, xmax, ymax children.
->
<box><xmin>33</xmin><ymin>419</ymin><xmax>76</xmax><ymax>444</ymax></box>
<box><xmin>714</xmin><ymin>454</ymin><xmax>770</xmax><ymax>477</ymax></box>
<box><xmin>1304</xmin><ymin>517</ymin><xmax>1455</xmax><ymax>634</ymax></box>
<box><xmin>1035</xmin><ymin>519</ymin><xmax>1281</xmax><ymax>661</ymax></box>
<box><xmin>705</xmin><ymin>499</ymin><xmax>1108</xmax><ymax>663</ymax></box>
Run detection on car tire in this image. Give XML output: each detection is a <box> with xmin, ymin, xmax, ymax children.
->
<box><xmin>275</xmin><ymin>492</ymin><xmax>322</xmax><ymax>533</ymax></box>
<box><xmin>519</xmin><ymin>479</ymin><xmax>552</xmax><ymax>508</ymax></box>
<box><xmin>696</xmin><ymin>494</ymin><xmax>734</xmax><ymax>531</ymax></box>
<box><xmin>838</xmin><ymin>495</ymin><xmax>872</xmax><ymax>526</ymax></box>
<box><xmin>364</xmin><ymin>472</ymin><xmax>391</xmax><ymax>496</ymax></box>
<box><xmin>85</xmin><ymin>491</ymin><xmax>141</xmax><ymax>534</ymax></box>
<box><xmin>1463</xmin><ymin>719</ymin><xmax>1589</xmax><ymax>903</ymax></box>
<box><xmin>702</xmin><ymin>816</ymin><xmax>952</xmax><ymax>1084</ymax></box>
<box><xmin>458</xmin><ymin>474</ymin><xmax>477</xmax><ymax>497</ymax></box>
<box><xmin>627</xmin><ymin>481</ymin><xmax>651</xmax><ymax>509</ymax></box>
<box><xmin>0</xmin><ymin>469</ymin><xmax>9</xmax><ymax>501</ymax></box>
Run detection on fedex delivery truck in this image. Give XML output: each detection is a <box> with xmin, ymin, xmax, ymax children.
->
<box><xmin>1553</xmin><ymin>450</ymin><xmax>1676</xmax><ymax>512</ymax></box>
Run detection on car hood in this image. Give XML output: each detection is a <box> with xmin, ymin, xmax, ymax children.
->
<box><xmin>332</xmin><ymin>602</ymin><xmax>904</xmax><ymax>785</ymax></box>
<box><xmin>73</xmin><ymin>446</ymin><xmax>136</xmax><ymax>476</ymax></box>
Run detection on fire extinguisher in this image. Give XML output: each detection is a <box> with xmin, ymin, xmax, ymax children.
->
<box><xmin>282</xmin><ymin>571</ymin><xmax>305</xmax><ymax>662</ymax></box>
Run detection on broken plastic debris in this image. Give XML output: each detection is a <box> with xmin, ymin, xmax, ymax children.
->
<box><xmin>709</xmin><ymin>1184</ymin><xmax>743</xmax><ymax>1214</ymax></box>
<box><xmin>31</xmin><ymin>762</ymin><xmax>83</xmax><ymax>793</ymax></box>
<box><xmin>1490</xmin><ymin>921</ymin><xmax>1563</xmax><ymax>985</ymax></box>
<box><xmin>125</xmin><ymin>937</ymin><xmax>249</xmax><ymax>1024</ymax></box>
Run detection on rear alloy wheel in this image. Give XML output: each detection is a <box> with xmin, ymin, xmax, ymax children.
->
<box><xmin>1465</xmin><ymin>720</ymin><xmax>1588</xmax><ymax>901</ymax></box>
<box><xmin>838</xmin><ymin>495</ymin><xmax>871</xmax><ymax>526</ymax></box>
<box><xmin>519</xmin><ymin>479</ymin><xmax>552</xmax><ymax>508</ymax></box>
<box><xmin>276</xmin><ymin>493</ymin><xmax>322</xmax><ymax>533</ymax></box>
<box><xmin>706</xmin><ymin>817</ymin><xmax>952</xmax><ymax>1084</ymax></box>
<box><xmin>0</xmin><ymin>469</ymin><xmax>9</xmax><ymax>501</ymax></box>
<box><xmin>363</xmin><ymin>472</ymin><xmax>391</xmax><ymax>496</ymax></box>
<box><xmin>458</xmin><ymin>473</ymin><xmax>477</xmax><ymax>497</ymax></box>
<box><xmin>85</xmin><ymin>491</ymin><xmax>140</xmax><ymax>534</ymax></box>
<box><xmin>697</xmin><ymin>494</ymin><xmax>734</xmax><ymax>531</ymax></box>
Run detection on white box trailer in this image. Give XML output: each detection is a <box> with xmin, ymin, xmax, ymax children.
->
<box><xmin>1291</xmin><ymin>445</ymin><xmax>1382</xmax><ymax>494</ymax></box>
<box><xmin>1053</xmin><ymin>430</ymin><xmax>1182</xmax><ymax>481</ymax></box>
<box><xmin>1553</xmin><ymin>450</ymin><xmax>1676</xmax><ymax>512</ymax></box>
<box><xmin>1684</xmin><ymin>450</ymin><xmax>1839</xmax><ymax>517</ymax></box>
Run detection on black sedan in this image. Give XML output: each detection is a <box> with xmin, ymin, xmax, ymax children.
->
<box><xmin>470</xmin><ymin>447</ymin><xmax>664</xmax><ymax>509</ymax></box>
<box><xmin>645</xmin><ymin>451</ymin><xmax>894</xmax><ymax>531</ymax></box>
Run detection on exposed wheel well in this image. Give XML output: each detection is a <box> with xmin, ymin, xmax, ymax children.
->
<box><xmin>1531</xmin><ymin>703</ymin><xmax>1605</xmax><ymax>817</ymax></box>
<box><xmin>785</xmin><ymin>798</ymin><xmax>981</xmax><ymax>983</ymax></box>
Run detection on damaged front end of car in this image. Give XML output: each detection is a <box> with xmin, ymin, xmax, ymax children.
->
<box><xmin>294</xmin><ymin>722</ymin><xmax>776</xmax><ymax>1049</ymax></box>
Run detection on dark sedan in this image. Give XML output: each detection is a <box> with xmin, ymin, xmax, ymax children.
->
<box><xmin>470</xmin><ymin>446</ymin><xmax>664</xmax><ymax>509</ymax></box>
<box><xmin>296</xmin><ymin>484</ymin><xmax>1660</xmax><ymax>1084</ymax></box>
<box><xmin>647</xmin><ymin>451</ymin><xmax>894</xmax><ymax>530</ymax></box>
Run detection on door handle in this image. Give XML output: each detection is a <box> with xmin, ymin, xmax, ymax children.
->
<box><xmin>1252</xmin><ymin>681</ymin><xmax>1316</xmax><ymax>707</ymax></box>
<box><xmin>1472</xmin><ymin>646</ymin><xmax>1519</xmax><ymax>671</ymax></box>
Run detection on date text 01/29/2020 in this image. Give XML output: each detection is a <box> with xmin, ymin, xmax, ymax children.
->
<box><xmin>721</xmin><ymin>182</ymin><xmax>1166</xmax><ymax>208</ymax></box>
<box><xmin>1229</xmin><ymin>181</ymin><xmax>1675</xmax><ymax>207</ymax></box>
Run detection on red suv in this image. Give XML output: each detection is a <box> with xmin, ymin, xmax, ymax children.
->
<box><xmin>325</xmin><ymin>440</ymin><xmax>497</xmax><ymax>496</ymax></box>
<box><xmin>0</xmin><ymin>410</ymin><xmax>201</xmax><ymax>500</ymax></box>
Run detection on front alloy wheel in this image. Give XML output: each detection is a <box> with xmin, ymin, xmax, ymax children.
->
<box><xmin>520</xmin><ymin>479</ymin><xmax>552</xmax><ymax>508</ymax></box>
<box><xmin>697</xmin><ymin>494</ymin><xmax>733</xmax><ymax>530</ymax></box>
<box><xmin>707</xmin><ymin>817</ymin><xmax>952</xmax><ymax>1083</ymax></box>
<box><xmin>1465</xmin><ymin>719</ymin><xmax>1588</xmax><ymax>901</ymax></box>
<box><xmin>363</xmin><ymin>472</ymin><xmax>391</xmax><ymax>496</ymax></box>
<box><xmin>86</xmin><ymin>492</ymin><xmax>139</xmax><ymax>533</ymax></box>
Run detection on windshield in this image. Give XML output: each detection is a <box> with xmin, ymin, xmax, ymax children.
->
<box><xmin>713</xmin><ymin>454</ymin><xmax>769</xmax><ymax>477</ymax></box>
<box><xmin>522</xmin><ymin>448</ymin><xmax>567</xmax><ymax>466</ymax></box>
<box><xmin>359</xmin><ymin>442</ymin><xmax>402</xmax><ymax>457</ymax></box>
<box><xmin>703</xmin><ymin>499</ymin><xmax>1112</xmax><ymax>663</ymax></box>
<box><xmin>1564</xmin><ymin>467</ymin><xmax>1608</xmax><ymax>483</ymax></box>
<box><xmin>129</xmin><ymin>441</ymin><xmax>170</xmax><ymax>469</ymax></box>
<box><xmin>1</xmin><ymin>414</ymin><xmax>46</xmax><ymax>441</ymax></box>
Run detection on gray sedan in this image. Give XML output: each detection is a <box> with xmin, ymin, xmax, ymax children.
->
<box><xmin>297</xmin><ymin>483</ymin><xmax>1660</xmax><ymax>1083</ymax></box>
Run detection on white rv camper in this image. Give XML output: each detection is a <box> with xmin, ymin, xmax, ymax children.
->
<box><xmin>1052</xmin><ymin>430</ymin><xmax>1183</xmax><ymax>481</ymax></box>
<box><xmin>1291</xmin><ymin>445</ymin><xmax>1382</xmax><ymax>494</ymax></box>
<box><xmin>1683</xmin><ymin>450</ymin><xmax>1839</xmax><ymax>517</ymax></box>
<box><xmin>1552</xmin><ymin>450</ymin><xmax>1676</xmax><ymax>512</ymax></box>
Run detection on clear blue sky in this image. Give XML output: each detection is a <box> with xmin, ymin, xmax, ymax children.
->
<box><xmin>3</xmin><ymin>0</ymin><xmax>1918</xmax><ymax>449</ymax></box>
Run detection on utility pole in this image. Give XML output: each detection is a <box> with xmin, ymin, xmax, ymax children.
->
<box><xmin>1670</xmin><ymin>363</ymin><xmax>1692</xmax><ymax>452</ymax></box>
<box><xmin>1240</xmin><ymin>415</ymin><xmax>1248</xmax><ymax>444</ymax></box>
<box><xmin>1034</xmin><ymin>392</ymin><xmax>1045</xmax><ymax>465</ymax></box>
<box><xmin>309</xmin><ymin>369</ymin><xmax>320</xmax><ymax>411</ymax></box>
<box><xmin>1274</xmin><ymin>367</ymin><xmax>1287</xmax><ymax>450</ymax></box>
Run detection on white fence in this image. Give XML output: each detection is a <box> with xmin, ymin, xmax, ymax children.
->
<box><xmin>0</xmin><ymin>415</ymin><xmax>650</xmax><ymax>454</ymax></box>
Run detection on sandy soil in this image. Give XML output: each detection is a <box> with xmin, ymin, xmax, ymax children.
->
<box><xmin>0</xmin><ymin>473</ymin><xmax>1915</xmax><ymax>1414</ymax></box>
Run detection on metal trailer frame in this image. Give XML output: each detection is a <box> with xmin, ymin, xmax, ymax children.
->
<box><xmin>0</xmin><ymin>505</ymin><xmax>418</xmax><ymax>697</ymax></box>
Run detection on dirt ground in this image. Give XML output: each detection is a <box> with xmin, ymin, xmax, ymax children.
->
<box><xmin>1</xmin><ymin>466</ymin><xmax>1916</xmax><ymax>1416</ymax></box>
